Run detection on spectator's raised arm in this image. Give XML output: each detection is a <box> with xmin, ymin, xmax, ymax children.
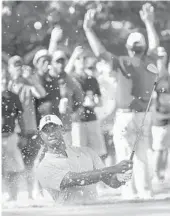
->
<box><xmin>140</xmin><ymin>3</ymin><xmax>159</xmax><ymax>52</ymax></box>
<box><xmin>48</xmin><ymin>26</ymin><xmax>63</xmax><ymax>55</ymax></box>
<box><xmin>83</xmin><ymin>9</ymin><xmax>113</xmax><ymax>66</ymax></box>
<box><xmin>72</xmin><ymin>78</ymin><xmax>84</xmax><ymax>110</ymax></box>
<box><xmin>65</xmin><ymin>46</ymin><xmax>84</xmax><ymax>75</ymax></box>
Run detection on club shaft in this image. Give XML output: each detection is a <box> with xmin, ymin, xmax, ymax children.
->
<box><xmin>130</xmin><ymin>79</ymin><xmax>158</xmax><ymax>160</ymax></box>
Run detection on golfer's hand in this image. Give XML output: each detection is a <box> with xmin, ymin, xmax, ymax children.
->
<box><xmin>116</xmin><ymin>170</ymin><xmax>133</xmax><ymax>183</ymax></box>
<box><xmin>109</xmin><ymin>174</ymin><xmax>123</xmax><ymax>188</ymax></box>
<box><xmin>116</xmin><ymin>160</ymin><xmax>133</xmax><ymax>173</ymax></box>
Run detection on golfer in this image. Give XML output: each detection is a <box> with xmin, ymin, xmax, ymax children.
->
<box><xmin>36</xmin><ymin>114</ymin><xmax>133</xmax><ymax>204</ymax></box>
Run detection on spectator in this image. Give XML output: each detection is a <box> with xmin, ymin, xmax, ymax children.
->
<box><xmin>49</xmin><ymin>49</ymin><xmax>84</xmax><ymax>146</ymax></box>
<box><xmin>151</xmin><ymin>47</ymin><xmax>170</xmax><ymax>182</ymax></box>
<box><xmin>33</xmin><ymin>48</ymin><xmax>58</xmax><ymax>198</ymax></box>
<box><xmin>83</xmin><ymin>3</ymin><xmax>160</xmax><ymax>199</ymax></box>
<box><xmin>33</xmin><ymin>49</ymin><xmax>61</xmax><ymax>126</ymax></box>
<box><xmin>2</xmin><ymin>64</ymin><xmax>25</xmax><ymax>201</ymax></box>
<box><xmin>65</xmin><ymin>46</ymin><xmax>107</xmax><ymax>160</ymax></box>
<box><xmin>33</xmin><ymin>26</ymin><xmax>64</xmax><ymax>127</ymax></box>
<box><xmin>33</xmin><ymin>49</ymin><xmax>51</xmax><ymax>78</ymax></box>
<box><xmin>8</xmin><ymin>56</ymin><xmax>46</xmax><ymax>199</ymax></box>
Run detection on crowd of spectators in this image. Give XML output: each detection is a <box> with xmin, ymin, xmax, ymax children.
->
<box><xmin>2</xmin><ymin>2</ymin><xmax>170</xmax><ymax>203</ymax></box>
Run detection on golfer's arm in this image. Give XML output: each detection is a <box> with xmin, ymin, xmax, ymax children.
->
<box><xmin>60</xmin><ymin>166</ymin><xmax>118</xmax><ymax>190</ymax></box>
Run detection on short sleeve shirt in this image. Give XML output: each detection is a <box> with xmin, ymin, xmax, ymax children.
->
<box><xmin>112</xmin><ymin>52</ymin><xmax>158</xmax><ymax>112</ymax></box>
<box><xmin>36</xmin><ymin>146</ymin><xmax>104</xmax><ymax>204</ymax></box>
<box><xmin>2</xmin><ymin>91</ymin><xmax>23</xmax><ymax>133</ymax></box>
<box><xmin>75</xmin><ymin>75</ymin><xmax>101</xmax><ymax>121</ymax></box>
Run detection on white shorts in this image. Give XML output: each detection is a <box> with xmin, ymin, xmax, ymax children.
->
<box><xmin>63</xmin><ymin>131</ymin><xmax>72</xmax><ymax>147</ymax></box>
<box><xmin>72</xmin><ymin>121</ymin><xmax>107</xmax><ymax>157</ymax></box>
<box><xmin>152</xmin><ymin>125</ymin><xmax>170</xmax><ymax>150</ymax></box>
<box><xmin>2</xmin><ymin>133</ymin><xmax>25</xmax><ymax>173</ymax></box>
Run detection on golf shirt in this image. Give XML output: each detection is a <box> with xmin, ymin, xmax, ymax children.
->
<box><xmin>36</xmin><ymin>146</ymin><xmax>104</xmax><ymax>204</ymax></box>
<box><xmin>112</xmin><ymin>51</ymin><xmax>158</xmax><ymax>112</ymax></box>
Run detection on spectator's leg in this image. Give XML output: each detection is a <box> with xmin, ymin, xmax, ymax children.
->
<box><xmin>63</xmin><ymin>130</ymin><xmax>72</xmax><ymax>147</ymax></box>
<box><xmin>71</xmin><ymin>122</ymin><xmax>87</xmax><ymax>147</ymax></box>
<box><xmin>152</xmin><ymin>125</ymin><xmax>169</xmax><ymax>181</ymax></box>
<box><xmin>7</xmin><ymin>172</ymin><xmax>19</xmax><ymax>201</ymax></box>
<box><xmin>86</xmin><ymin>120</ymin><xmax>107</xmax><ymax>161</ymax></box>
<box><xmin>103</xmin><ymin>130</ymin><xmax>116</xmax><ymax>166</ymax></box>
<box><xmin>113</xmin><ymin>111</ymin><xmax>137</xmax><ymax>198</ymax></box>
<box><xmin>132</xmin><ymin>112</ymin><xmax>153</xmax><ymax>198</ymax></box>
<box><xmin>22</xmin><ymin>133</ymin><xmax>42</xmax><ymax>199</ymax></box>
<box><xmin>3</xmin><ymin>133</ymin><xmax>25</xmax><ymax>201</ymax></box>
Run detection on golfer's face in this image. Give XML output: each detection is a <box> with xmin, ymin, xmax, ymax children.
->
<box><xmin>41</xmin><ymin>123</ymin><xmax>63</xmax><ymax>148</ymax></box>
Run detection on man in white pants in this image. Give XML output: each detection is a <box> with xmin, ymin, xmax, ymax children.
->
<box><xmin>151</xmin><ymin>47</ymin><xmax>170</xmax><ymax>182</ymax></box>
<box><xmin>2</xmin><ymin>64</ymin><xmax>25</xmax><ymax>201</ymax></box>
<box><xmin>83</xmin><ymin>3</ymin><xmax>160</xmax><ymax>198</ymax></box>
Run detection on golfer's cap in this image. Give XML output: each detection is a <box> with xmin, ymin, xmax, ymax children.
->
<box><xmin>33</xmin><ymin>49</ymin><xmax>49</xmax><ymax>66</ymax></box>
<box><xmin>157</xmin><ymin>46</ymin><xmax>167</xmax><ymax>57</ymax></box>
<box><xmin>39</xmin><ymin>115</ymin><xmax>63</xmax><ymax>131</ymax></box>
<box><xmin>52</xmin><ymin>50</ymin><xmax>67</xmax><ymax>61</ymax></box>
<box><xmin>8</xmin><ymin>55</ymin><xmax>23</xmax><ymax>66</ymax></box>
<box><xmin>126</xmin><ymin>32</ymin><xmax>146</xmax><ymax>48</ymax></box>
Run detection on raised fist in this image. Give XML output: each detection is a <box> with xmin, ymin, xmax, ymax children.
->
<box><xmin>83</xmin><ymin>9</ymin><xmax>96</xmax><ymax>30</ymax></box>
<box><xmin>139</xmin><ymin>3</ymin><xmax>155</xmax><ymax>23</ymax></box>
<box><xmin>51</xmin><ymin>25</ymin><xmax>63</xmax><ymax>41</ymax></box>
